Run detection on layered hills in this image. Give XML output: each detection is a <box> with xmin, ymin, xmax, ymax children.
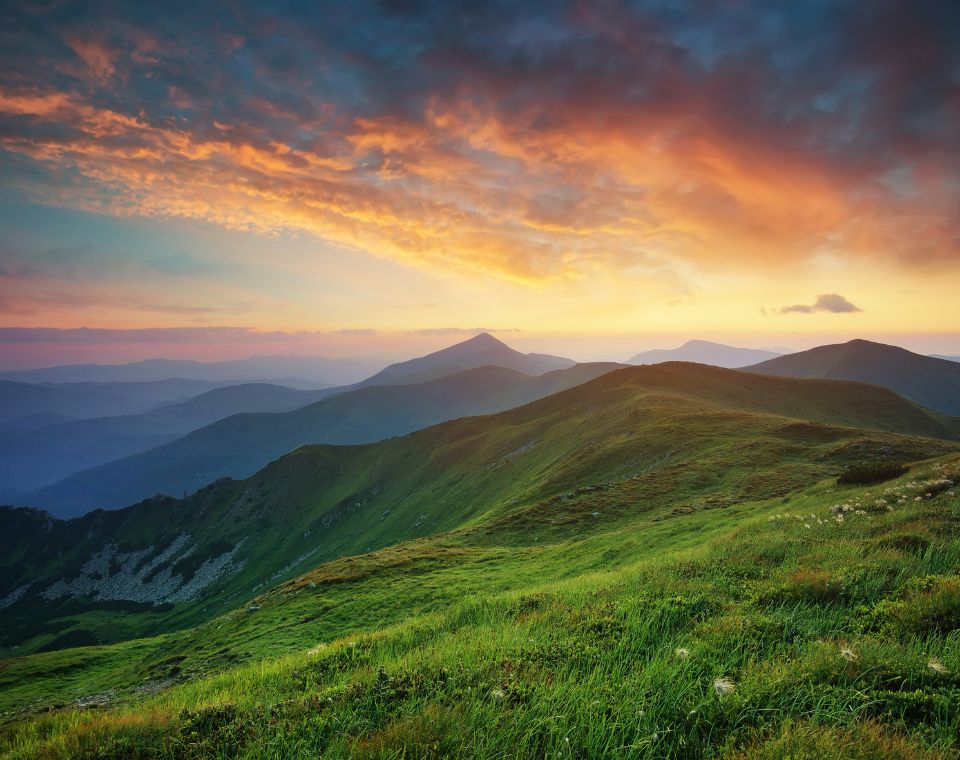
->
<box><xmin>0</xmin><ymin>355</ymin><xmax>383</xmax><ymax>387</ymax></box>
<box><xmin>0</xmin><ymin>384</ymin><xmax>336</xmax><ymax>500</ymax></box>
<box><xmin>0</xmin><ymin>379</ymin><xmax>230</xmax><ymax>425</ymax></box>
<box><xmin>17</xmin><ymin>362</ymin><xmax>619</xmax><ymax>517</ymax></box>
<box><xmin>2</xmin><ymin>359</ymin><xmax>960</xmax><ymax>757</ymax></box>
<box><xmin>3</xmin><ymin>362</ymin><xmax>957</xmax><ymax>660</ymax></box>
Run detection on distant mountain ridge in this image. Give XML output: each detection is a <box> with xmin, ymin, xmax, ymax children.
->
<box><xmin>0</xmin><ymin>378</ymin><xmax>232</xmax><ymax>424</ymax></box>
<box><xmin>746</xmin><ymin>339</ymin><xmax>960</xmax><ymax>415</ymax></box>
<box><xmin>628</xmin><ymin>340</ymin><xmax>781</xmax><ymax>368</ymax></box>
<box><xmin>0</xmin><ymin>355</ymin><xmax>385</xmax><ymax>387</ymax></box>
<box><xmin>18</xmin><ymin>362</ymin><xmax>621</xmax><ymax>517</ymax></box>
<box><xmin>0</xmin><ymin>334</ymin><xmax>581</xmax><ymax>515</ymax></box>
<box><xmin>0</xmin><ymin>383</ymin><xmax>337</xmax><ymax>499</ymax></box>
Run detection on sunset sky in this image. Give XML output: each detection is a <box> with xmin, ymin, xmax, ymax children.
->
<box><xmin>1</xmin><ymin>0</ymin><xmax>958</xmax><ymax>365</ymax></box>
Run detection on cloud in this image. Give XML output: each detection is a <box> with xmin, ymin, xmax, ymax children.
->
<box><xmin>408</xmin><ymin>327</ymin><xmax>516</xmax><ymax>336</ymax></box>
<box><xmin>331</xmin><ymin>328</ymin><xmax>378</xmax><ymax>337</ymax></box>
<box><xmin>0</xmin><ymin>0</ymin><xmax>957</xmax><ymax>289</ymax></box>
<box><xmin>781</xmin><ymin>294</ymin><xmax>863</xmax><ymax>314</ymax></box>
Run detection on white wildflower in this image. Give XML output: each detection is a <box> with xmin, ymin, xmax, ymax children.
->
<box><xmin>714</xmin><ymin>677</ymin><xmax>736</xmax><ymax>696</ymax></box>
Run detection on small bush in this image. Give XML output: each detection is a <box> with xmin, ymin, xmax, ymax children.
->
<box><xmin>761</xmin><ymin>569</ymin><xmax>849</xmax><ymax>606</ymax></box>
<box><xmin>838</xmin><ymin>461</ymin><xmax>908</xmax><ymax>486</ymax></box>
<box><xmin>861</xmin><ymin>576</ymin><xmax>960</xmax><ymax>636</ymax></box>
<box><xmin>728</xmin><ymin>718</ymin><xmax>950</xmax><ymax>759</ymax></box>
<box><xmin>874</xmin><ymin>533</ymin><xmax>931</xmax><ymax>555</ymax></box>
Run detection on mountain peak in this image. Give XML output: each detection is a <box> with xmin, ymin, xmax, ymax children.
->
<box><xmin>459</xmin><ymin>332</ymin><xmax>508</xmax><ymax>350</ymax></box>
<box><xmin>842</xmin><ymin>338</ymin><xmax>900</xmax><ymax>351</ymax></box>
<box><xmin>358</xmin><ymin>333</ymin><xmax>574</xmax><ymax>387</ymax></box>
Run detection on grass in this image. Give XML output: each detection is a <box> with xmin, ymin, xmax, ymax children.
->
<box><xmin>8</xmin><ymin>364</ymin><xmax>956</xmax><ymax>660</ymax></box>
<box><xmin>3</xmin><ymin>365</ymin><xmax>960</xmax><ymax>757</ymax></box>
<box><xmin>1</xmin><ymin>456</ymin><xmax>958</xmax><ymax>758</ymax></box>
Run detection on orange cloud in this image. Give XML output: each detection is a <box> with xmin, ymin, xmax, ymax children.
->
<box><xmin>65</xmin><ymin>37</ymin><xmax>118</xmax><ymax>84</ymax></box>
<box><xmin>0</xmin><ymin>73</ymin><xmax>957</xmax><ymax>290</ymax></box>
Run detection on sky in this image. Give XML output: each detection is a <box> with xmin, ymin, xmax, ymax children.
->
<box><xmin>0</xmin><ymin>0</ymin><xmax>958</xmax><ymax>365</ymax></box>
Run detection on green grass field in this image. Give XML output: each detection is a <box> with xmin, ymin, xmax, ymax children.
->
<box><xmin>2</xmin><ymin>456</ymin><xmax>959</xmax><ymax>758</ymax></box>
<box><xmin>2</xmin><ymin>366</ymin><xmax>960</xmax><ymax>758</ymax></box>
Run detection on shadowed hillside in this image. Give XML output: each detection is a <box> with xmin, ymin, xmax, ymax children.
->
<box><xmin>747</xmin><ymin>339</ymin><xmax>960</xmax><ymax>416</ymax></box>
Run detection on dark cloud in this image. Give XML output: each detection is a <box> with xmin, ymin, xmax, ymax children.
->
<box><xmin>781</xmin><ymin>294</ymin><xmax>863</xmax><ymax>314</ymax></box>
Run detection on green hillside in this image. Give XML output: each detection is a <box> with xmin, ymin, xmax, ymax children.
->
<box><xmin>3</xmin><ymin>364</ymin><xmax>957</xmax><ymax>661</ymax></box>
<box><xmin>0</xmin><ymin>386</ymin><xmax>958</xmax><ymax>756</ymax></box>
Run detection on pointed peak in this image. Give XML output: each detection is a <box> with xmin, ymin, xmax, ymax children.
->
<box><xmin>460</xmin><ymin>332</ymin><xmax>508</xmax><ymax>349</ymax></box>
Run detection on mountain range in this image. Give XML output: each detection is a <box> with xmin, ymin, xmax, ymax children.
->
<box><xmin>0</xmin><ymin>334</ymin><xmax>583</xmax><ymax>513</ymax></box>
<box><xmin>628</xmin><ymin>339</ymin><xmax>781</xmax><ymax>367</ymax></box>
<box><xmin>3</xmin><ymin>360</ymin><xmax>957</xmax><ymax>659</ymax></box>
<box><xmin>3</xmin><ymin>335</ymin><xmax>960</xmax><ymax>520</ymax></box>
<box><xmin>3</xmin><ymin>346</ymin><xmax>960</xmax><ymax>758</ymax></box>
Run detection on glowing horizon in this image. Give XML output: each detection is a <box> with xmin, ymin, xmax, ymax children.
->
<box><xmin>1</xmin><ymin>1</ymin><xmax>958</xmax><ymax>362</ymax></box>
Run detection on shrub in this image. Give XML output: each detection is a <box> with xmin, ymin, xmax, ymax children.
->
<box><xmin>838</xmin><ymin>461</ymin><xmax>908</xmax><ymax>486</ymax></box>
<box><xmin>860</xmin><ymin>576</ymin><xmax>960</xmax><ymax>636</ymax></box>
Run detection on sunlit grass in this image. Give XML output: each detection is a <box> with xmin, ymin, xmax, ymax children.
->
<box><xmin>2</xmin><ymin>457</ymin><xmax>958</xmax><ymax>758</ymax></box>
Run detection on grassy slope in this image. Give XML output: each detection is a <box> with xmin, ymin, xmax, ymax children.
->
<box><xmin>1</xmin><ymin>366</ymin><xmax>959</xmax><ymax>756</ymax></box>
<box><xmin>3</xmin><ymin>364</ymin><xmax>956</xmax><ymax>660</ymax></box>
<box><xmin>1</xmin><ymin>457</ymin><xmax>958</xmax><ymax>758</ymax></box>
<box><xmin>7</xmin><ymin>364</ymin><xmax>952</xmax><ymax>655</ymax></box>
